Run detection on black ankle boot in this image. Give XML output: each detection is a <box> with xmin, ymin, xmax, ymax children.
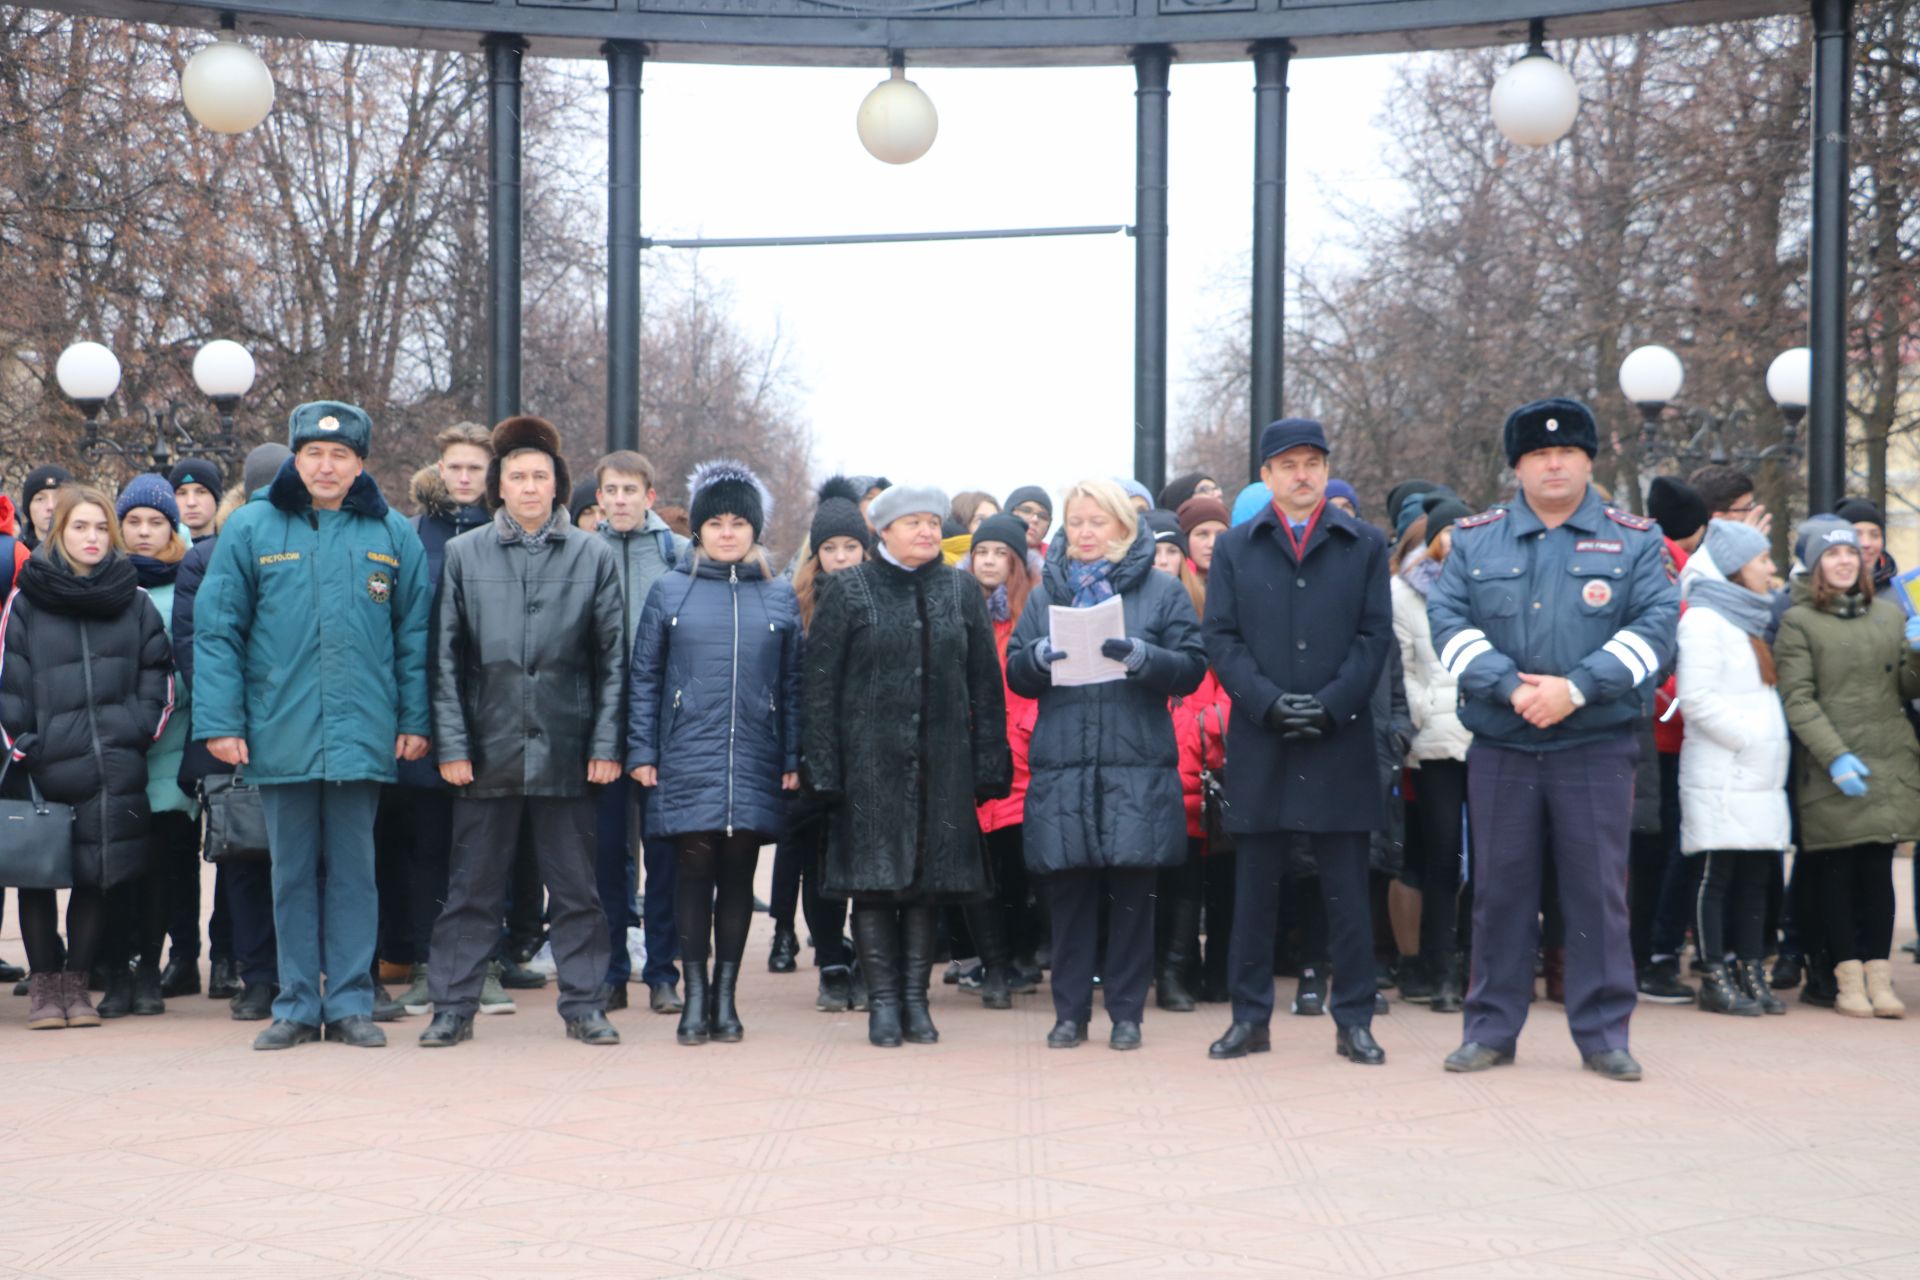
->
<box><xmin>677</xmin><ymin>963</ymin><xmax>712</xmax><ymax>1046</ymax></box>
<box><xmin>852</xmin><ymin>906</ymin><xmax>903</xmax><ymax>1047</ymax></box>
<box><xmin>1157</xmin><ymin>894</ymin><xmax>1202</xmax><ymax>1012</ymax></box>
<box><xmin>964</xmin><ymin>900</ymin><xmax>1015</xmax><ymax>1011</ymax></box>
<box><xmin>901</xmin><ymin>907</ymin><xmax>940</xmax><ymax>1044</ymax></box>
<box><xmin>1429</xmin><ymin>953</ymin><xmax>1464</xmax><ymax>1013</ymax></box>
<box><xmin>710</xmin><ymin>961</ymin><xmax>744</xmax><ymax>1042</ymax></box>
<box><xmin>767</xmin><ymin>927</ymin><xmax>799</xmax><ymax>974</ymax></box>
<box><xmin>130</xmin><ymin>962</ymin><xmax>166</xmax><ymax>1016</ymax></box>
<box><xmin>97</xmin><ymin>967</ymin><xmax>135</xmax><ymax>1019</ymax></box>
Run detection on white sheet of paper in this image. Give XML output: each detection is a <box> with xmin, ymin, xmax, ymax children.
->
<box><xmin>1048</xmin><ymin>595</ymin><xmax>1128</xmax><ymax>687</ymax></box>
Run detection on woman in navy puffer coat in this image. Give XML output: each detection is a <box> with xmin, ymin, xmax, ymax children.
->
<box><xmin>628</xmin><ymin>461</ymin><xmax>801</xmax><ymax>1047</ymax></box>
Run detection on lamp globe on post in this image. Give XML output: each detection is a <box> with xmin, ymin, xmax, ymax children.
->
<box><xmin>181</xmin><ymin>27</ymin><xmax>275</xmax><ymax>135</ymax></box>
<box><xmin>55</xmin><ymin>341</ymin><xmax>122</xmax><ymax>422</ymax></box>
<box><xmin>1619</xmin><ymin>344</ymin><xmax>1685</xmax><ymax>452</ymax></box>
<box><xmin>193</xmin><ymin>339</ymin><xmax>256</xmax><ymax>450</ymax></box>
<box><xmin>1766</xmin><ymin>346</ymin><xmax>1811</xmax><ymax>450</ymax></box>
<box><xmin>857</xmin><ymin>59</ymin><xmax>938</xmax><ymax>165</ymax></box>
<box><xmin>1490</xmin><ymin>23</ymin><xmax>1580</xmax><ymax>148</ymax></box>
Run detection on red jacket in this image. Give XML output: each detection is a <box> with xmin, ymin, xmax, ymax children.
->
<box><xmin>977</xmin><ymin>616</ymin><xmax>1037</xmax><ymax>834</ymax></box>
<box><xmin>1653</xmin><ymin>535</ymin><xmax>1688</xmax><ymax>754</ymax></box>
<box><xmin>1172</xmin><ymin>669</ymin><xmax>1232</xmax><ymax>843</ymax></box>
<box><xmin>0</xmin><ymin>497</ymin><xmax>27</xmax><ymax>591</ymax></box>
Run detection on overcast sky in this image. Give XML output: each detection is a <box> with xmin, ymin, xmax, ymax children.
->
<box><xmin>636</xmin><ymin>56</ymin><xmax>1408</xmax><ymax>503</ymax></box>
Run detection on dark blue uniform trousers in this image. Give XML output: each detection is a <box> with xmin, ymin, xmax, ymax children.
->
<box><xmin>1229</xmin><ymin>832</ymin><xmax>1375</xmax><ymax>1029</ymax></box>
<box><xmin>1464</xmin><ymin>735</ymin><xmax>1638</xmax><ymax>1057</ymax></box>
<box><xmin>594</xmin><ymin>777</ymin><xmax>642</xmax><ymax>987</ymax></box>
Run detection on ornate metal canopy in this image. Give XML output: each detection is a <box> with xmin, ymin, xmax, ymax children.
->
<box><xmin>38</xmin><ymin>1</ymin><xmax>1796</xmax><ymax>65</ymax></box>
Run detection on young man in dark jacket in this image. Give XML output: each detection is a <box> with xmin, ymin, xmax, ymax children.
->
<box><xmin>419</xmin><ymin>417</ymin><xmax>626</xmax><ymax>1048</ymax></box>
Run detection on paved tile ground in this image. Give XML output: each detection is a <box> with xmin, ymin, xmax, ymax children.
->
<box><xmin>3</xmin><ymin>861</ymin><xmax>1919</xmax><ymax>1279</ymax></box>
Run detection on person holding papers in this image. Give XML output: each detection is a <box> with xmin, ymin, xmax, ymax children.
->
<box><xmin>1007</xmin><ymin>480</ymin><xmax>1205</xmax><ymax>1052</ymax></box>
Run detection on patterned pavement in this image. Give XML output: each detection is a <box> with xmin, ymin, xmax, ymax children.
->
<box><xmin>2</xmin><ymin>862</ymin><xmax>1918</xmax><ymax>1279</ymax></box>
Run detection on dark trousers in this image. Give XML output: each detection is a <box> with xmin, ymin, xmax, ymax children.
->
<box><xmin>594</xmin><ymin>777</ymin><xmax>641</xmax><ymax>985</ymax></box>
<box><xmin>428</xmin><ymin>794</ymin><xmax>609</xmax><ymax>1020</ymax></box>
<box><xmin>1464</xmin><ymin>737</ymin><xmax>1637</xmax><ymax>1057</ymax></box>
<box><xmin>373</xmin><ymin>786</ymin><xmax>453</xmax><ymax>966</ymax></box>
<box><xmin>1230</xmin><ymin>832</ymin><xmax>1374</xmax><ymax>1028</ymax></box>
<box><xmin>226</xmin><ymin>859</ymin><xmax>279</xmax><ymax>987</ymax></box>
<box><xmin>1816</xmin><ymin>842</ymin><xmax>1896</xmax><ymax>963</ymax></box>
<box><xmin>1627</xmin><ymin>831</ymin><xmax>1667</xmax><ymax>971</ymax></box>
<box><xmin>1412</xmin><ymin>759</ymin><xmax>1469</xmax><ymax>962</ymax></box>
<box><xmin>208</xmin><ymin>865</ymin><xmax>233</xmax><ymax>962</ymax></box>
<box><xmin>156</xmin><ymin>809</ymin><xmax>203</xmax><ymax>962</ymax></box>
<box><xmin>1648</xmin><ymin>753</ymin><xmax>1700</xmax><ymax>961</ymax></box>
<box><xmin>1045</xmin><ymin>866</ymin><xmax>1156</xmax><ymax>1024</ymax></box>
<box><xmin>1696</xmin><ymin>850</ymin><xmax>1771</xmax><ymax>963</ymax></box>
<box><xmin>19</xmin><ymin>885</ymin><xmax>103</xmax><ymax>974</ymax></box>
<box><xmin>259</xmin><ymin>780</ymin><xmax>382</xmax><ymax>1026</ymax></box>
<box><xmin>503</xmin><ymin>846</ymin><xmax>546</xmax><ymax>962</ymax></box>
<box><xmin>769</xmin><ymin>817</ymin><xmax>851</xmax><ymax>969</ymax></box>
<box><xmin>640</xmin><ymin>819</ymin><xmax>679</xmax><ymax>987</ymax></box>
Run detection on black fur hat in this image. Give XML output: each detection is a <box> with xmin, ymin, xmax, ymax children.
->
<box><xmin>486</xmin><ymin>415</ymin><xmax>572</xmax><ymax>512</ymax></box>
<box><xmin>688</xmin><ymin>459</ymin><xmax>771</xmax><ymax>543</ymax></box>
<box><xmin>809</xmin><ymin>475</ymin><xmax>872</xmax><ymax>554</ymax></box>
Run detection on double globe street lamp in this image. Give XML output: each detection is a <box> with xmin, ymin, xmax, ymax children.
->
<box><xmin>54</xmin><ymin>339</ymin><xmax>258</xmax><ymax>472</ymax></box>
<box><xmin>1619</xmin><ymin>342</ymin><xmax>1811</xmax><ymax>469</ymax></box>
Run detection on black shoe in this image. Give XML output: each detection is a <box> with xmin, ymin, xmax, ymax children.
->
<box><xmin>1430</xmin><ymin>955</ymin><xmax>1465</xmax><ymax>1013</ymax></box>
<box><xmin>852</xmin><ymin>906</ymin><xmax>903</xmax><ymax>1047</ymax></box>
<box><xmin>130</xmin><ymin>963</ymin><xmax>166</xmax><ymax>1016</ymax></box>
<box><xmin>1373</xmin><ymin>991</ymin><xmax>1391</xmax><ymax>1016</ymax></box>
<box><xmin>817</xmin><ymin>965</ymin><xmax>853</xmax><ymax>1012</ymax></box>
<box><xmin>230</xmin><ymin>982</ymin><xmax>276</xmax><ymax>1021</ymax></box>
<box><xmin>1208</xmin><ymin>1021</ymin><xmax>1271</xmax><ymax>1059</ymax></box>
<box><xmin>206</xmin><ymin>955</ymin><xmax>240</xmax><ymax>1000</ymax></box>
<box><xmin>1443</xmin><ymin>1041</ymin><xmax>1514</xmax><ymax>1073</ymax></box>
<box><xmin>1336</xmin><ymin>1024</ymin><xmax>1385</xmax><ymax>1065</ymax></box>
<box><xmin>678</xmin><ymin>964</ymin><xmax>712</xmax><ymax>1046</ymax></box>
<box><xmin>1109</xmin><ymin>1020</ymin><xmax>1142</xmax><ymax>1051</ymax></box>
<box><xmin>253</xmin><ymin>1019</ymin><xmax>320</xmax><ymax>1050</ymax></box>
<box><xmin>159</xmin><ymin>958</ymin><xmax>201</xmax><ymax>998</ymax></box>
<box><xmin>10</xmin><ymin>977</ymin><xmax>27</xmax><ymax>997</ymax></box>
<box><xmin>1583</xmin><ymin>1049</ymin><xmax>1643</xmax><ymax>1082</ymax></box>
<box><xmin>1799</xmin><ymin>952</ymin><xmax>1837</xmax><ymax>1007</ymax></box>
<box><xmin>498</xmin><ymin>959</ymin><xmax>547</xmax><ymax>990</ymax></box>
<box><xmin>1697</xmin><ymin>964</ymin><xmax>1761</xmax><ymax>1016</ymax></box>
<box><xmin>900</xmin><ymin>907</ymin><xmax>940</xmax><ymax>1045</ymax></box>
<box><xmin>710</xmin><ymin>961</ymin><xmax>744</xmax><ymax>1042</ymax></box>
<box><xmin>605</xmin><ymin>983</ymin><xmax>629</xmax><ymax>1011</ymax></box>
<box><xmin>566</xmin><ymin>1011</ymin><xmax>621</xmax><ymax>1045</ymax></box>
<box><xmin>1738</xmin><ymin>959</ymin><xmax>1786</xmax><ymax>1015</ymax></box>
<box><xmin>1769</xmin><ymin>952</ymin><xmax>1804</xmax><ymax>990</ymax></box>
<box><xmin>1291</xmin><ymin>971</ymin><xmax>1328</xmax><ymax>1016</ymax></box>
<box><xmin>1156</xmin><ymin>966</ymin><xmax>1197</xmax><ymax>1013</ymax></box>
<box><xmin>977</xmin><ymin>963</ymin><xmax>1013</xmax><ymax>1010</ymax></box>
<box><xmin>1008</xmin><ymin>960</ymin><xmax>1042</xmax><ymax>994</ymax></box>
<box><xmin>97</xmin><ymin>968</ymin><xmax>135</xmax><ymax>1019</ymax></box>
<box><xmin>418</xmin><ymin>1010</ymin><xmax>474</xmax><ymax>1047</ymax></box>
<box><xmin>1395</xmin><ymin>955</ymin><xmax>1435</xmax><ymax>1003</ymax></box>
<box><xmin>324</xmin><ymin>1014</ymin><xmax>387</xmax><ymax>1047</ymax></box>
<box><xmin>0</xmin><ymin>956</ymin><xmax>23</xmax><ymax>984</ymax></box>
<box><xmin>1636</xmin><ymin>960</ymin><xmax>1694</xmax><ymax>1004</ymax></box>
<box><xmin>767</xmin><ymin>926</ymin><xmax>800</xmax><ymax>974</ymax></box>
<box><xmin>371</xmin><ymin>983</ymin><xmax>406</xmax><ymax>1023</ymax></box>
<box><xmin>1047</xmin><ymin>1019</ymin><xmax>1089</xmax><ymax>1048</ymax></box>
<box><xmin>648</xmin><ymin>981</ymin><xmax>684</xmax><ymax>1014</ymax></box>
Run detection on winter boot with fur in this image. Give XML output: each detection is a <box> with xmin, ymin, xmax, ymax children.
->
<box><xmin>1864</xmin><ymin>959</ymin><xmax>1906</xmax><ymax>1019</ymax></box>
<box><xmin>1832</xmin><ymin>959</ymin><xmax>1873</xmax><ymax>1018</ymax></box>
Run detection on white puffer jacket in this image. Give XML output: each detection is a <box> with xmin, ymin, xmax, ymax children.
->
<box><xmin>1674</xmin><ymin>554</ymin><xmax>1791</xmax><ymax>855</ymax></box>
<box><xmin>1392</xmin><ymin>568</ymin><xmax>1471</xmax><ymax>763</ymax></box>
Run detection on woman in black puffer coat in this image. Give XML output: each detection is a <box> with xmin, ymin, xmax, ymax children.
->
<box><xmin>1007</xmin><ymin>481</ymin><xmax>1206</xmax><ymax>1051</ymax></box>
<box><xmin>628</xmin><ymin>461</ymin><xmax>801</xmax><ymax>1047</ymax></box>
<box><xmin>2</xmin><ymin>487</ymin><xmax>173</xmax><ymax>1029</ymax></box>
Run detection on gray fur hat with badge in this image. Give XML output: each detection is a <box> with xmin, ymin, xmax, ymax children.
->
<box><xmin>288</xmin><ymin>400</ymin><xmax>373</xmax><ymax>458</ymax></box>
<box><xmin>688</xmin><ymin>459</ymin><xmax>772</xmax><ymax>544</ymax></box>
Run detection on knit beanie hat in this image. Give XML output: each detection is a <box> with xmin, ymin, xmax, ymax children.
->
<box><xmin>1176</xmin><ymin>495</ymin><xmax>1231</xmax><ymax>536</ymax></box>
<box><xmin>866</xmin><ymin>483</ymin><xmax>949</xmax><ymax>533</ymax></box>
<box><xmin>1158</xmin><ymin>472</ymin><xmax>1211</xmax><ymax>513</ymax></box>
<box><xmin>1114</xmin><ymin>477</ymin><xmax>1153</xmax><ymax>507</ymax></box>
<box><xmin>116</xmin><ymin>472</ymin><xmax>181</xmax><ymax>526</ymax></box>
<box><xmin>809</xmin><ymin>476</ymin><xmax>872</xmax><ymax>553</ymax></box>
<box><xmin>1231</xmin><ymin>482</ymin><xmax>1269</xmax><ymax>527</ymax></box>
<box><xmin>20</xmin><ymin>464</ymin><xmax>71</xmax><ymax>513</ymax></box>
<box><xmin>1702</xmin><ymin>518</ymin><xmax>1771</xmax><ymax>579</ymax></box>
<box><xmin>1004</xmin><ymin>484</ymin><xmax>1052</xmax><ymax>517</ymax></box>
<box><xmin>242</xmin><ymin>443</ymin><xmax>292</xmax><ymax>495</ymax></box>
<box><xmin>1423</xmin><ymin>497</ymin><xmax>1475</xmax><ymax>546</ymax></box>
<box><xmin>1325</xmin><ymin>479</ymin><xmax>1361</xmax><ymax>516</ymax></box>
<box><xmin>569</xmin><ymin>478</ymin><xmax>602</xmax><ymax>524</ymax></box>
<box><xmin>168</xmin><ymin>458</ymin><xmax>225</xmax><ymax>505</ymax></box>
<box><xmin>1834</xmin><ymin>497</ymin><xmax>1885</xmax><ymax>532</ymax></box>
<box><xmin>970</xmin><ymin>512</ymin><xmax>1029</xmax><ymax>559</ymax></box>
<box><xmin>1646</xmin><ymin>476</ymin><xmax>1709</xmax><ymax>542</ymax></box>
<box><xmin>688</xmin><ymin>459</ymin><xmax>770</xmax><ymax>543</ymax></box>
<box><xmin>1794</xmin><ymin>514</ymin><xmax>1858</xmax><ymax>570</ymax></box>
<box><xmin>1144</xmin><ymin>509</ymin><xmax>1181</xmax><ymax>544</ymax></box>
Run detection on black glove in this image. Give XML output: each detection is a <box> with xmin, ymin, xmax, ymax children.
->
<box><xmin>1271</xmin><ymin>692</ymin><xmax>1333</xmax><ymax>740</ymax></box>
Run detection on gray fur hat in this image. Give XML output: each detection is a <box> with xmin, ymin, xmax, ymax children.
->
<box><xmin>866</xmin><ymin>483</ymin><xmax>949</xmax><ymax>532</ymax></box>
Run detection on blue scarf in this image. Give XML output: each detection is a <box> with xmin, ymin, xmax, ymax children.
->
<box><xmin>987</xmin><ymin>583</ymin><xmax>1011</xmax><ymax>623</ymax></box>
<box><xmin>1403</xmin><ymin>556</ymin><xmax>1443</xmax><ymax>599</ymax></box>
<box><xmin>1066</xmin><ymin>557</ymin><xmax>1116</xmax><ymax>608</ymax></box>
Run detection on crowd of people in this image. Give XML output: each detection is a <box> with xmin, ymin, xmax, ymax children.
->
<box><xmin>2</xmin><ymin>395</ymin><xmax>1916</xmax><ymax>1078</ymax></box>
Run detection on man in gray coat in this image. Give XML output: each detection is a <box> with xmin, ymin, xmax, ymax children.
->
<box><xmin>419</xmin><ymin>416</ymin><xmax>627</xmax><ymax>1048</ymax></box>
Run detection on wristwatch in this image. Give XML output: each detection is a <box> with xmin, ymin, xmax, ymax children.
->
<box><xmin>1565</xmin><ymin>679</ymin><xmax>1587</xmax><ymax>709</ymax></box>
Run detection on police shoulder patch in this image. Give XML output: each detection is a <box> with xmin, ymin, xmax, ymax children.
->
<box><xmin>1454</xmin><ymin>508</ymin><xmax>1508</xmax><ymax>531</ymax></box>
<box><xmin>1605</xmin><ymin>508</ymin><xmax>1656</xmax><ymax>532</ymax></box>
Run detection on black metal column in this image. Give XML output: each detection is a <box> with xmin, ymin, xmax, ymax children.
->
<box><xmin>1249</xmin><ymin>41</ymin><xmax>1290</xmax><ymax>481</ymax></box>
<box><xmin>1807</xmin><ymin>0</ymin><xmax>1851</xmax><ymax>514</ymax></box>
<box><xmin>486</xmin><ymin>35</ymin><xmax>526</xmax><ymax>425</ymax></box>
<box><xmin>1133</xmin><ymin>47</ymin><xmax>1171</xmax><ymax>497</ymax></box>
<box><xmin>606</xmin><ymin>41</ymin><xmax>645</xmax><ymax>454</ymax></box>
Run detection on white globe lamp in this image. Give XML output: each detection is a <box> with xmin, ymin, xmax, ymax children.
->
<box><xmin>193</xmin><ymin>340</ymin><xmax>257</xmax><ymax>400</ymax></box>
<box><xmin>55</xmin><ymin>341</ymin><xmax>122</xmax><ymax>416</ymax></box>
<box><xmin>181</xmin><ymin>33</ymin><xmax>276</xmax><ymax>135</ymax></box>
<box><xmin>857</xmin><ymin>64</ymin><xmax>938</xmax><ymax>165</ymax></box>
<box><xmin>1490</xmin><ymin>51</ymin><xmax>1579</xmax><ymax>148</ymax></box>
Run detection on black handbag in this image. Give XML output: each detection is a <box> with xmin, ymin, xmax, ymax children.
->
<box><xmin>1198</xmin><ymin>704</ymin><xmax>1236</xmax><ymax>857</ymax></box>
<box><xmin>200</xmin><ymin>773</ymin><xmax>271</xmax><ymax>863</ymax></box>
<box><xmin>0</xmin><ymin>756</ymin><xmax>75</xmax><ymax>889</ymax></box>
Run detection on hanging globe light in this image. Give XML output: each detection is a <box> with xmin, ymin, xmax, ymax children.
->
<box><xmin>857</xmin><ymin>60</ymin><xmax>938</xmax><ymax>165</ymax></box>
<box><xmin>1618</xmin><ymin>344</ymin><xmax>1686</xmax><ymax>412</ymax></box>
<box><xmin>192</xmin><ymin>340</ymin><xmax>258</xmax><ymax>400</ymax></box>
<box><xmin>1765</xmin><ymin>347</ymin><xmax>1811</xmax><ymax>413</ymax></box>
<box><xmin>181</xmin><ymin>30</ymin><xmax>276</xmax><ymax>135</ymax></box>
<box><xmin>1489</xmin><ymin>22</ymin><xmax>1580</xmax><ymax>148</ymax></box>
<box><xmin>55</xmin><ymin>341</ymin><xmax>123</xmax><ymax>412</ymax></box>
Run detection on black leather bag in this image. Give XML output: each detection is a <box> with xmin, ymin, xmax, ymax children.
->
<box><xmin>1199</xmin><ymin>705</ymin><xmax>1235</xmax><ymax>857</ymax></box>
<box><xmin>0</xmin><ymin>757</ymin><xmax>75</xmax><ymax>889</ymax></box>
<box><xmin>200</xmin><ymin>773</ymin><xmax>270</xmax><ymax>863</ymax></box>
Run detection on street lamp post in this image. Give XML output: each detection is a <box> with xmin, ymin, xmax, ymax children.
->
<box><xmin>55</xmin><ymin>340</ymin><xmax>257</xmax><ymax>474</ymax></box>
<box><xmin>1621</xmin><ymin>343</ymin><xmax>1809</xmax><ymax>471</ymax></box>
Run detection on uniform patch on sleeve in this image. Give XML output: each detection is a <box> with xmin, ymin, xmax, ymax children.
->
<box><xmin>1605</xmin><ymin>509</ymin><xmax>1655</xmax><ymax>531</ymax></box>
<box><xmin>1575</xmin><ymin>539</ymin><xmax>1623</xmax><ymax>554</ymax></box>
<box><xmin>258</xmin><ymin>552</ymin><xmax>301</xmax><ymax>566</ymax></box>
<box><xmin>366</xmin><ymin>551</ymin><xmax>399</xmax><ymax>568</ymax></box>
<box><xmin>1455</xmin><ymin>509</ymin><xmax>1508</xmax><ymax>531</ymax></box>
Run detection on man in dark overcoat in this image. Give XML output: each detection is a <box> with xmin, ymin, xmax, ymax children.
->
<box><xmin>1201</xmin><ymin>419</ymin><xmax>1394</xmax><ymax>1065</ymax></box>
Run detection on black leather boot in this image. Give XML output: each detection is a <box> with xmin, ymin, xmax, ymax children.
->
<box><xmin>97</xmin><ymin>966</ymin><xmax>135</xmax><ymax>1019</ymax></box>
<box><xmin>159</xmin><ymin>957</ymin><xmax>201</xmax><ymax>998</ymax></box>
<box><xmin>677</xmin><ymin>962</ymin><xmax>712</xmax><ymax>1046</ymax></box>
<box><xmin>1738</xmin><ymin>958</ymin><xmax>1786</xmax><ymax>1015</ymax></box>
<box><xmin>130</xmin><ymin>962</ymin><xmax>166</xmax><ymax>1016</ymax></box>
<box><xmin>206</xmin><ymin>955</ymin><xmax>239</xmax><ymax>1000</ymax></box>
<box><xmin>767</xmin><ymin>927</ymin><xmax>800</xmax><ymax>974</ymax></box>
<box><xmin>964</xmin><ymin>901</ymin><xmax>1015</xmax><ymax>1011</ymax></box>
<box><xmin>1429</xmin><ymin>952</ymin><xmax>1464</xmax><ymax>1013</ymax></box>
<box><xmin>851</xmin><ymin>906</ymin><xmax>903</xmax><ymax>1047</ymax></box>
<box><xmin>1157</xmin><ymin>895</ymin><xmax>1201</xmax><ymax>1012</ymax></box>
<box><xmin>900</xmin><ymin>906</ymin><xmax>940</xmax><ymax>1044</ymax></box>
<box><xmin>710</xmin><ymin>961</ymin><xmax>745</xmax><ymax>1042</ymax></box>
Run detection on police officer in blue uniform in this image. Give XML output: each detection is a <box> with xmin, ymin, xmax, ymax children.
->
<box><xmin>1427</xmin><ymin>398</ymin><xmax>1678</xmax><ymax>1082</ymax></box>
